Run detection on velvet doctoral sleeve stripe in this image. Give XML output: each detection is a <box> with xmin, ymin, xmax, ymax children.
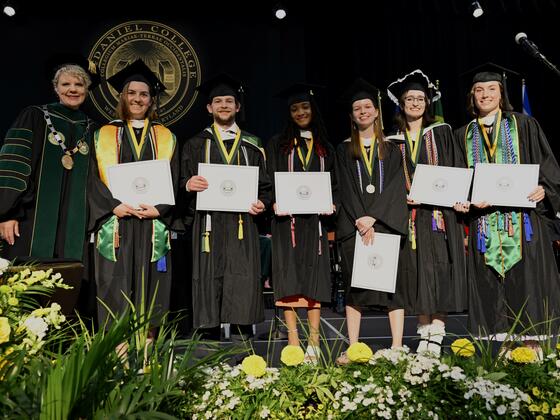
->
<box><xmin>0</xmin><ymin>106</ymin><xmax>41</xmax><ymax>218</ymax></box>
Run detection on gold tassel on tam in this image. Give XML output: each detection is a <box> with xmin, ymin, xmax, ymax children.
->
<box><xmin>238</xmin><ymin>214</ymin><xmax>244</xmax><ymax>240</ymax></box>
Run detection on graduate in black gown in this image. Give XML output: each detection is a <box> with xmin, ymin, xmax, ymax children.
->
<box><xmin>266</xmin><ymin>83</ymin><xmax>337</xmax><ymax>363</ymax></box>
<box><xmin>386</xmin><ymin>70</ymin><xmax>468</xmax><ymax>356</ymax></box>
<box><xmin>0</xmin><ymin>58</ymin><xmax>97</xmax><ymax>262</ymax></box>
<box><xmin>180</xmin><ymin>74</ymin><xmax>271</xmax><ymax>345</ymax></box>
<box><xmin>335</xmin><ymin>79</ymin><xmax>408</xmax><ymax>364</ymax></box>
<box><xmin>89</xmin><ymin>60</ymin><xmax>181</xmax><ymax>328</ymax></box>
<box><xmin>455</xmin><ymin>64</ymin><xmax>560</xmax><ymax>343</ymax></box>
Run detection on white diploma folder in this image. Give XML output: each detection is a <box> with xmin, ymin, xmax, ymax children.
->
<box><xmin>274</xmin><ymin>172</ymin><xmax>333</xmax><ymax>214</ymax></box>
<box><xmin>351</xmin><ymin>232</ymin><xmax>401</xmax><ymax>293</ymax></box>
<box><xmin>471</xmin><ymin>163</ymin><xmax>539</xmax><ymax>208</ymax></box>
<box><xmin>107</xmin><ymin>159</ymin><xmax>175</xmax><ymax>208</ymax></box>
<box><xmin>408</xmin><ymin>164</ymin><xmax>474</xmax><ymax>207</ymax></box>
<box><xmin>196</xmin><ymin>163</ymin><xmax>259</xmax><ymax>212</ymax></box>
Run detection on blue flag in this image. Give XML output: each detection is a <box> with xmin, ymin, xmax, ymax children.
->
<box><xmin>522</xmin><ymin>79</ymin><xmax>532</xmax><ymax>116</ymax></box>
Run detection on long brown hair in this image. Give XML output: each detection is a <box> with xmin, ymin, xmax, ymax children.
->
<box><xmin>115</xmin><ymin>81</ymin><xmax>158</xmax><ymax>121</ymax></box>
<box><xmin>349</xmin><ymin>110</ymin><xmax>387</xmax><ymax>161</ymax></box>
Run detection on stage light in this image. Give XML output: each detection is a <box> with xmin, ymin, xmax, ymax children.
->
<box><xmin>274</xmin><ymin>3</ymin><xmax>287</xmax><ymax>20</ymax></box>
<box><xmin>471</xmin><ymin>1</ymin><xmax>483</xmax><ymax>18</ymax></box>
<box><xmin>2</xmin><ymin>1</ymin><xmax>15</xmax><ymax>17</ymax></box>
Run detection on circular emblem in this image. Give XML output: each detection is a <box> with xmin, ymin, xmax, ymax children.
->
<box><xmin>48</xmin><ymin>131</ymin><xmax>64</xmax><ymax>145</ymax></box>
<box><xmin>296</xmin><ymin>185</ymin><xmax>312</xmax><ymax>200</ymax></box>
<box><xmin>367</xmin><ymin>254</ymin><xmax>383</xmax><ymax>270</ymax></box>
<box><xmin>132</xmin><ymin>177</ymin><xmax>149</xmax><ymax>194</ymax></box>
<box><xmin>88</xmin><ymin>20</ymin><xmax>201</xmax><ymax>126</ymax></box>
<box><xmin>366</xmin><ymin>184</ymin><xmax>375</xmax><ymax>194</ymax></box>
<box><xmin>496</xmin><ymin>176</ymin><xmax>513</xmax><ymax>192</ymax></box>
<box><xmin>432</xmin><ymin>178</ymin><xmax>448</xmax><ymax>192</ymax></box>
<box><xmin>220</xmin><ymin>180</ymin><xmax>236</xmax><ymax>196</ymax></box>
<box><xmin>78</xmin><ymin>141</ymin><xmax>89</xmax><ymax>155</ymax></box>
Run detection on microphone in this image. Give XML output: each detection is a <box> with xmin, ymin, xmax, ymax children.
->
<box><xmin>515</xmin><ymin>33</ymin><xmax>541</xmax><ymax>58</ymax></box>
<box><xmin>515</xmin><ymin>32</ymin><xmax>560</xmax><ymax>77</ymax></box>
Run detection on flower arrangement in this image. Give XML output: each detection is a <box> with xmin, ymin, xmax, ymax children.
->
<box><xmin>0</xmin><ymin>259</ymin><xmax>71</xmax><ymax>356</ymax></box>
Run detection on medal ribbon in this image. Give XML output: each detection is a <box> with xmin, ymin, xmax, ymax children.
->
<box><xmin>295</xmin><ymin>136</ymin><xmax>314</xmax><ymax>171</ymax></box>
<box><xmin>211</xmin><ymin>123</ymin><xmax>242</xmax><ymax>165</ymax></box>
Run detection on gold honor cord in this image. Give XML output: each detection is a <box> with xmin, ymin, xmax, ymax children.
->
<box><xmin>295</xmin><ymin>136</ymin><xmax>314</xmax><ymax>171</ymax></box>
<box><xmin>405</xmin><ymin>127</ymin><xmax>423</xmax><ymax>166</ymax></box>
<box><xmin>212</xmin><ymin>123</ymin><xmax>242</xmax><ymax>164</ymax></box>
<box><xmin>126</xmin><ymin>119</ymin><xmax>150</xmax><ymax>160</ymax></box>
<box><xmin>478</xmin><ymin>110</ymin><xmax>502</xmax><ymax>160</ymax></box>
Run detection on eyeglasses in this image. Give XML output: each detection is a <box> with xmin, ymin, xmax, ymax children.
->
<box><xmin>404</xmin><ymin>96</ymin><xmax>426</xmax><ymax>104</ymax></box>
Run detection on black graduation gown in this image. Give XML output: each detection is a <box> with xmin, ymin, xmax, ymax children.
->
<box><xmin>335</xmin><ymin>139</ymin><xmax>408</xmax><ymax>309</ymax></box>
<box><xmin>455</xmin><ymin>112</ymin><xmax>560</xmax><ymax>334</ymax></box>
<box><xmin>0</xmin><ymin>103</ymin><xmax>93</xmax><ymax>261</ymax></box>
<box><xmin>181</xmin><ymin>128</ymin><xmax>272</xmax><ymax>328</ymax></box>
<box><xmin>265</xmin><ymin>135</ymin><xmax>338</xmax><ymax>303</ymax></box>
<box><xmin>89</xmin><ymin>120</ymin><xmax>180</xmax><ymax>326</ymax></box>
<box><xmin>388</xmin><ymin>124</ymin><xmax>467</xmax><ymax>315</ymax></box>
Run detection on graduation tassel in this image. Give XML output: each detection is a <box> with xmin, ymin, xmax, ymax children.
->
<box><xmin>523</xmin><ymin>212</ymin><xmax>533</xmax><ymax>242</ymax></box>
<box><xmin>202</xmin><ymin>213</ymin><xmax>211</xmax><ymax>253</ymax></box>
<box><xmin>408</xmin><ymin>209</ymin><xmax>417</xmax><ymax>250</ymax></box>
<box><xmin>318</xmin><ymin>220</ymin><xmax>322</xmax><ymax>256</ymax></box>
<box><xmin>377</xmin><ymin>90</ymin><xmax>384</xmax><ymax>130</ymax></box>
<box><xmin>202</xmin><ymin>232</ymin><xmax>210</xmax><ymax>253</ymax></box>
<box><xmin>291</xmin><ymin>216</ymin><xmax>296</xmax><ymax>248</ymax></box>
<box><xmin>114</xmin><ymin>218</ymin><xmax>120</xmax><ymax>249</ymax></box>
<box><xmin>238</xmin><ymin>214</ymin><xmax>244</xmax><ymax>240</ymax></box>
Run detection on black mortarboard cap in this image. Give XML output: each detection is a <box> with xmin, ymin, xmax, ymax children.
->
<box><xmin>196</xmin><ymin>73</ymin><xmax>243</xmax><ymax>103</ymax></box>
<box><xmin>387</xmin><ymin>69</ymin><xmax>440</xmax><ymax>106</ymax></box>
<box><xmin>463</xmin><ymin>62</ymin><xmax>520</xmax><ymax>85</ymax></box>
<box><xmin>461</xmin><ymin>62</ymin><xmax>521</xmax><ymax>111</ymax></box>
<box><xmin>46</xmin><ymin>53</ymin><xmax>101</xmax><ymax>90</ymax></box>
<box><xmin>106</xmin><ymin>59</ymin><xmax>166</xmax><ymax>95</ymax></box>
<box><xmin>341</xmin><ymin>78</ymin><xmax>381</xmax><ymax>108</ymax></box>
<box><xmin>275</xmin><ymin>83</ymin><xmax>324</xmax><ymax>106</ymax></box>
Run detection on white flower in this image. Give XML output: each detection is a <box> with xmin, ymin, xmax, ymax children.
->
<box><xmin>0</xmin><ymin>257</ymin><xmax>10</xmax><ymax>275</ymax></box>
<box><xmin>24</xmin><ymin>316</ymin><xmax>48</xmax><ymax>340</ymax></box>
<box><xmin>259</xmin><ymin>407</ymin><xmax>270</xmax><ymax>418</ymax></box>
<box><xmin>496</xmin><ymin>405</ymin><xmax>507</xmax><ymax>415</ymax></box>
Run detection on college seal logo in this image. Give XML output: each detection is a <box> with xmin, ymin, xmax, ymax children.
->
<box><xmin>88</xmin><ymin>20</ymin><xmax>201</xmax><ymax>125</ymax></box>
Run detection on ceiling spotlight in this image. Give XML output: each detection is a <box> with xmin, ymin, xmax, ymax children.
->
<box><xmin>274</xmin><ymin>4</ymin><xmax>287</xmax><ymax>20</ymax></box>
<box><xmin>3</xmin><ymin>3</ymin><xmax>15</xmax><ymax>16</ymax></box>
<box><xmin>471</xmin><ymin>1</ymin><xmax>483</xmax><ymax>18</ymax></box>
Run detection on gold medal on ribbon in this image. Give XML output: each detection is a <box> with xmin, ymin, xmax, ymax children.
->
<box><xmin>78</xmin><ymin>141</ymin><xmax>89</xmax><ymax>155</ymax></box>
<box><xmin>366</xmin><ymin>184</ymin><xmax>375</xmax><ymax>194</ymax></box>
<box><xmin>61</xmin><ymin>154</ymin><xmax>74</xmax><ymax>170</ymax></box>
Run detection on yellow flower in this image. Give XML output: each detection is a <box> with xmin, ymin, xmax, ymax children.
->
<box><xmin>557</xmin><ymin>343</ymin><xmax>560</xmax><ymax>352</ymax></box>
<box><xmin>451</xmin><ymin>338</ymin><xmax>475</xmax><ymax>357</ymax></box>
<box><xmin>0</xmin><ymin>285</ymin><xmax>11</xmax><ymax>294</ymax></box>
<box><xmin>7</xmin><ymin>297</ymin><xmax>18</xmax><ymax>306</ymax></box>
<box><xmin>510</xmin><ymin>346</ymin><xmax>537</xmax><ymax>364</ymax></box>
<box><xmin>532</xmin><ymin>387</ymin><xmax>541</xmax><ymax>397</ymax></box>
<box><xmin>280</xmin><ymin>345</ymin><xmax>305</xmax><ymax>366</ymax></box>
<box><xmin>536</xmin><ymin>416</ymin><xmax>545</xmax><ymax>420</ymax></box>
<box><xmin>241</xmin><ymin>355</ymin><xmax>267</xmax><ymax>377</ymax></box>
<box><xmin>542</xmin><ymin>402</ymin><xmax>550</xmax><ymax>414</ymax></box>
<box><xmin>551</xmin><ymin>407</ymin><xmax>560</xmax><ymax>416</ymax></box>
<box><xmin>0</xmin><ymin>317</ymin><xmax>10</xmax><ymax>344</ymax></box>
<box><xmin>347</xmin><ymin>342</ymin><xmax>373</xmax><ymax>363</ymax></box>
<box><xmin>529</xmin><ymin>404</ymin><xmax>541</xmax><ymax>413</ymax></box>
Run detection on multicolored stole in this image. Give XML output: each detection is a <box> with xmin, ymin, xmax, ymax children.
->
<box><xmin>94</xmin><ymin>121</ymin><xmax>176</xmax><ymax>263</ymax></box>
<box><xmin>464</xmin><ymin>111</ymin><xmax>532</xmax><ymax>277</ymax></box>
<box><xmin>399</xmin><ymin>124</ymin><xmax>444</xmax><ymax>250</ymax></box>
